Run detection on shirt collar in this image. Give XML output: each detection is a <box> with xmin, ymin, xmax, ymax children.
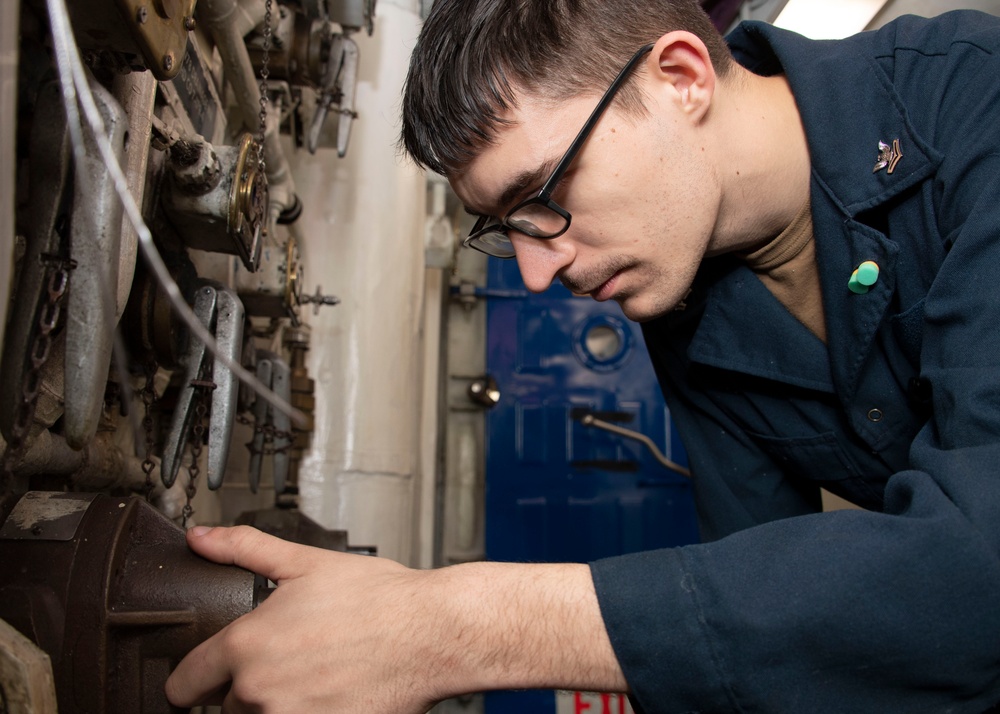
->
<box><xmin>678</xmin><ymin>21</ymin><xmax>942</xmax><ymax>393</ymax></box>
<box><xmin>726</xmin><ymin>20</ymin><xmax>942</xmax><ymax>214</ymax></box>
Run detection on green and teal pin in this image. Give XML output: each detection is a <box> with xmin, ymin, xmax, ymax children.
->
<box><xmin>848</xmin><ymin>261</ymin><xmax>880</xmax><ymax>294</ymax></box>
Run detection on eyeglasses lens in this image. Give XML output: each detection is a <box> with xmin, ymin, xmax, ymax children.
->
<box><xmin>470</xmin><ymin>230</ymin><xmax>516</xmax><ymax>258</ymax></box>
<box><xmin>506</xmin><ymin>203</ymin><xmax>567</xmax><ymax>238</ymax></box>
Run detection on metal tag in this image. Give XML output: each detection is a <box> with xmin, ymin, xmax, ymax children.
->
<box><xmin>0</xmin><ymin>492</ymin><xmax>98</xmax><ymax>541</ymax></box>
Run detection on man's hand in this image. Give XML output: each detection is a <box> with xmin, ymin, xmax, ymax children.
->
<box><xmin>165</xmin><ymin>525</ymin><xmax>626</xmax><ymax>713</ymax></box>
<box><xmin>165</xmin><ymin>526</ymin><xmax>442</xmax><ymax>713</ymax></box>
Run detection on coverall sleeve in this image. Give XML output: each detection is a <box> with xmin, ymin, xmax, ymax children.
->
<box><xmin>593</xmin><ymin>299</ymin><xmax>1000</xmax><ymax>713</ymax></box>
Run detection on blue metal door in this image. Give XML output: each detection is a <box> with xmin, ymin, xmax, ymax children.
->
<box><xmin>483</xmin><ymin>259</ymin><xmax>699</xmax><ymax>713</ymax></box>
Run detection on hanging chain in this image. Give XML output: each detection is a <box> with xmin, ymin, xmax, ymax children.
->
<box><xmin>257</xmin><ymin>0</ymin><xmax>273</xmax><ymax>176</ymax></box>
<box><xmin>140</xmin><ymin>361</ymin><xmax>159</xmax><ymax>501</ymax></box>
<box><xmin>2</xmin><ymin>258</ymin><xmax>74</xmax><ymax>480</ymax></box>
<box><xmin>238</xmin><ymin>412</ymin><xmax>293</xmax><ymax>457</ymax></box>
<box><xmin>182</xmin><ymin>386</ymin><xmax>212</xmax><ymax>528</ymax></box>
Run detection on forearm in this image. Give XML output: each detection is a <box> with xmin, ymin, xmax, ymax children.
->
<box><xmin>423</xmin><ymin>561</ymin><xmax>628</xmax><ymax>699</ymax></box>
<box><xmin>166</xmin><ymin>527</ymin><xmax>627</xmax><ymax>713</ymax></box>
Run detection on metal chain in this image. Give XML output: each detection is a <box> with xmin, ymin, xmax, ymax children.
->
<box><xmin>257</xmin><ymin>0</ymin><xmax>273</xmax><ymax>175</ymax></box>
<box><xmin>237</xmin><ymin>413</ymin><xmax>293</xmax><ymax>456</ymax></box>
<box><xmin>182</xmin><ymin>392</ymin><xmax>210</xmax><ymax>528</ymax></box>
<box><xmin>2</xmin><ymin>258</ymin><xmax>74</xmax><ymax>480</ymax></box>
<box><xmin>140</xmin><ymin>362</ymin><xmax>159</xmax><ymax>502</ymax></box>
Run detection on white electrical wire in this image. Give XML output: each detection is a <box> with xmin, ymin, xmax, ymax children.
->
<box><xmin>45</xmin><ymin>0</ymin><xmax>306</xmax><ymax>428</ymax></box>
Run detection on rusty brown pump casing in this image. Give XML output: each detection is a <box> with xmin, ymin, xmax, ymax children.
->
<box><xmin>0</xmin><ymin>491</ymin><xmax>269</xmax><ymax>713</ymax></box>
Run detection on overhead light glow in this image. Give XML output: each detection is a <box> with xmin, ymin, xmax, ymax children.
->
<box><xmin>773</xmin><ymin>0</ymin><xmax>889</xmax><ymax>39</ymax></box>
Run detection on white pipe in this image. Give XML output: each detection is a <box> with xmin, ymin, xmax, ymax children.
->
<box><xmin>297</xmin><ymin>0</ymin><xmax>426</xmax><ymax>565</ymax></box>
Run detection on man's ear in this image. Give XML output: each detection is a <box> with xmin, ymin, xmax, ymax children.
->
<box><xmin>644</xmin><ymin>31</ymin><xmax>717</xmax><ymax>124</ymax></box>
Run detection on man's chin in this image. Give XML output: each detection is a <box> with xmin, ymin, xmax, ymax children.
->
<box><xmin>616</xmin><ymin>297</ymin><xmax>653</xmax><ymax>323</ymax></box>
<box><xmin>615</xmin><ymin>293</ymin><xmax>678</xmax><ymax>323</ymax></box>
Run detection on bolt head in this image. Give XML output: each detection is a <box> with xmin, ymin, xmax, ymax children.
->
<box><xmin>183</xmin><ymin>15</ymin><xmax>196</xmax><ymax>30</ymax></box>
<box><xmin>162</xmin><ymin>52</ymin><xmax>174</xmax><ymax>71</ymax></box>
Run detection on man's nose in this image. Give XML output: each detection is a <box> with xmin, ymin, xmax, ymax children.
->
<box><xmin>511</xmin><ymin>233</ymin><xmax>574</xmax><ymax>293</ymax></box>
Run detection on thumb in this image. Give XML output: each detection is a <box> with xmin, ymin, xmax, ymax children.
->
<box><xmin>186</xmin><ymin>525</ymin><xmax>308</xmax><ymax>583</ymax></box>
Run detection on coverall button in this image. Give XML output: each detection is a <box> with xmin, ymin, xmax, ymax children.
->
<box><xmin>867</xmin><ymin>408</ymin><xmax>884</xmax><ymax>422</ymax></box>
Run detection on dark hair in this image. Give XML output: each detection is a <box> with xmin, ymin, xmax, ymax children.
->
<box><xmin>400</xmin><ymin>0</ymin><xmax>733</xmax><ymax>177</ymax></box>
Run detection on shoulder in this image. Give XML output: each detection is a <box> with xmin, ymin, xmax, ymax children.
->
<box><xmin>726</xmin><ymin>10</ymin><xmax>1000</xmax><ymax>74</ymax></box>
<box><xmin>869</xmin><ymin>10</ymin><xmax>1000</xmax><ymax>58</ymax></box>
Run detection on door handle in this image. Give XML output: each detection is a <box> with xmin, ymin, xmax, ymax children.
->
<box><xmin>579</xmin><ymin>414</ymin><xmax>691</xmax><ymax>478</ymax></box>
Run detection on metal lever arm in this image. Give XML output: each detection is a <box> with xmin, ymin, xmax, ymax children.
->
<box><xmin>64</xmin><ymin>78</ymin><xmax>128</xmax><ymax>449</ymax></box>
<box><xmin>161</xmin><ymin>285</ymin><xmax>244</xmax><ymax>489</ymax></box>
<box><xmin>206</xmin><ymin>289</ymin><xmax>245</xmax><ymax>489</ymax></box>
<box><xmin>247</xmin><ymin>351</ymin><xmax>291</xmax><ymax>494</ymax></box>
<box><xmin>161</xmin><ymin>286</ymin><xmax>217</xmax><ymax>488</ymax></box>
<box><xmin>580</xmin><ymin>414</ymin><xmax>691</xmax><ymax>478</ymax></box>
<box><xmin>247</xmin><ymin>356</ymin><xmax>272</xmax><ymax>494</ymax></box>
<box><xmin>307</xmin><ymin>32</ymin><xmax>359</xmax><ymax>156</ymax></box>
<box><xmin>270</xmin><ymin>359</ymin><xmax>291</xmax><ymax>494</ymax></box>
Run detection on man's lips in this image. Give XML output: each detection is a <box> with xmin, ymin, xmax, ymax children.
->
<box><xmin>590</xmin><ymin>270</ymin><xmax>623</xmax><ymax>301</ymax></box>
<box><xmin>563</xmin><ymin>261</ymin><xmax>634</xmax><ymax>299</ymax></box>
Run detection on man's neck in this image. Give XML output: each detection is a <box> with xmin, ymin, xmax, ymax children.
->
<box><xmin>706</xmin><ymin>68</ymin><xmax>811</xmax><ymax>256</ymax></box>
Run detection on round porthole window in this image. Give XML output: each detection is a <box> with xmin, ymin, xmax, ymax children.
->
<box><xmin>573</xmin><ymin>315</ymin><xmax>633</xmax><ymax>372</ymax></box>
<box><xmin>585</xmin><ymin>325</ymin><xmax>622</xmax><ymax>362</ymax></box>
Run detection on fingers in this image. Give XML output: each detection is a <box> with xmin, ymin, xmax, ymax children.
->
<box><xmin>186</xmin><ymin>525</ymin><xmax>308</xmax><ymax>583</ymax></box>
<box><xmin>164</xmin><ymin>627</ymin><xmax>235</xmax><ymax>707</ymax></box>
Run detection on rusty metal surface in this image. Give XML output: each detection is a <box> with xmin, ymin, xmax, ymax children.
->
<box><xmin>67</xmin><ymin>0</ymin><xmax>196</xmax><ymax>80</ymax></box>
<box><xmin>0</xmin><ymin>491</ymin><xmax>97</xmax><ymax>541</ymax></box>
<box><xmin>0</xmin><ymin>492</ymin><xmax>263</xmax><ymax>713</ymax></box>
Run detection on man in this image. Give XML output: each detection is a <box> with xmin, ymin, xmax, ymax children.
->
<box><xmin>166</xmin><ymin>1</ymin><xmax>1000</xmax><ymax>711</ymax></box>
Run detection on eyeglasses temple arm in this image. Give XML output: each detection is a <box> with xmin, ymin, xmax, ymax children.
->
<box><xmin>537</xmin><ymin>43</ymin><xmax>655</xmax><ymax>199</ymax></box>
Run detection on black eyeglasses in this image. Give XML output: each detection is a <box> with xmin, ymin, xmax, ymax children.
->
<box><xmin>464</xmin><ymin>43</ymin><xmax>655</xmax><ymax>259</ymax></box>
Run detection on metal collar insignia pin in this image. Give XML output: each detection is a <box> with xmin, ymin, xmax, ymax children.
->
<box><xmin>873</xmin><ymin>139</ymin><xmax>903</xmax><ymax>174</ymax></box>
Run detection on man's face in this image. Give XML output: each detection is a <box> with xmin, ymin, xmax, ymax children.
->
<box><xmin>450</xmin><ymin>84</ymin><xmax>723</xmax><ymax>322</ymax></box>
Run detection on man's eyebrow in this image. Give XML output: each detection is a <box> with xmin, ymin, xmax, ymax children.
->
<box><xmin>465</xmin><ymin>162</ymin><xmax>554</xmax><ymax>218</ymax></box>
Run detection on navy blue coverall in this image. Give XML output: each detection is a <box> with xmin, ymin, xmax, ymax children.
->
<box><xmin>590</xmin><ymin>11</ymin><xmax>1000</xmax><ymax>713</ymax></box>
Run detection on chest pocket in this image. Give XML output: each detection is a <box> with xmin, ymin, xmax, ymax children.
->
<box><xmin>748</xmin><ymin>431</ymin><xmax>888</xmax><ymax>510</ymax></box>
<box><xmin>889</xmin><ymin>297</ymin><xmax>925</xmax><ymax>369</ymax></box>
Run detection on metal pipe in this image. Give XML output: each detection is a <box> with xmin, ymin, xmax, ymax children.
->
<box><xmin>1</xmin><ymin>429</ymin><xmax>161</xmax><ymax>492</ymax></box>
<box><xmin>1</xmin><ymin>426</ymin><xmax>189</xmax><ymax>520</ymax></box>
<box><xmin>233</xmin><ymin>0</ymin><xmax>267</xmax><ymax>38</ymax></box>
<box><xmin>198</xmin><ymin>0</ymin><xmax>296</xmax><ymax>212</ymax></box>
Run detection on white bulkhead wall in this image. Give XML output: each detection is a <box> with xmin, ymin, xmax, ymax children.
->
<box><xmin>294</xmin><ymin>0</ymin><xmax>428</xmax><ymax>565</ymax></box>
